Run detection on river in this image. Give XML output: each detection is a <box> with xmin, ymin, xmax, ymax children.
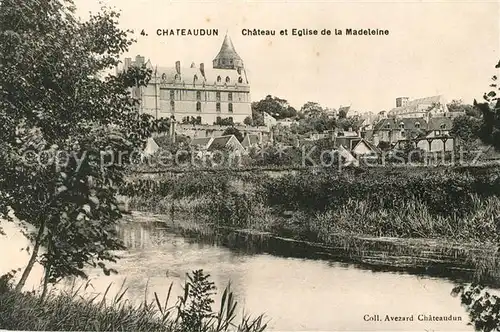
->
<box><xmin>0</xmin><ymin>216</ymin><xmax>475</xmax><ymax>331</ymax></box>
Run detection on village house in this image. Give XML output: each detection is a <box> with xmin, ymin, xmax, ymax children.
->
<box><xmin>190</xmin><ymin>135</ymin><xmax>246</xmax><ymax>158</ymax></box>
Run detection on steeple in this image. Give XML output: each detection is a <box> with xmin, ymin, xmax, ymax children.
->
<box><xmin>213</xmin><ymin>34</ymin><xmax>244</xmax><ymax>70</ymax></box>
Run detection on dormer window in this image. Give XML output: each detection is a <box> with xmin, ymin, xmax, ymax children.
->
<box><xmin>217</xmin><ymin>76</ymin><xmax>221</xmax><ymax>82</ymax></box>
<box><xmin>399</xmin><ymin>122</ymin><xmax>405</xmax><ymax>129</ymax></box>
<box><xmin>415</xmin><ymin>122</ymin><xmax>420</xmax><ymax>129</ymax></box>
<box><xmin>174</xmin><ymin>74</ymin><xmax>179</xmax><ymax>80</ymax></box>
<box><xmin>440</xmin><ymin>123</ymin><xmax>447</xmax><ymax>129</ymax></box>
<box><xmin>194</xmin><ymin>74</ymin><xmax>198</xmax><ymax>81</ymax></box>
<box><xmin>161</xmin><ymin>73</ymin><xmax>167</xmax><ymax>80</ymax></box>
<box><xmin>385</xmin><ymin>123</ymin><xmax>391</xmax><ymax>129</ymax></box>
<box><xmin>225</xmin><ymin>76</ymin><xmax>230</xmax><ymax>83</ymax></box>
<box><xmin>238</xmin><ymin>77</ymin><xmax>243</xmax><ymax>83</ymax></box>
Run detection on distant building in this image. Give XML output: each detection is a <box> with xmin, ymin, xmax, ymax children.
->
<box><xmin>387</xmin><ymin>95</ymin><xmax>449</xmax><ymax>119</ymax></box>
<box><xmin>263</xmin><ymin>112</ymin><xmax>277</xmax><ymax>128</ymax></box>
<box><xmin>121</xmin><ymin>34</ymin><xmax>252</xmax><ymax>125</ymax></box>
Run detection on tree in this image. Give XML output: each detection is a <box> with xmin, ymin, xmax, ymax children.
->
<box><xmin>251</xmin><ymin>95</ymin><xmax>297</xmax><ymax>120</ymax></box>
<box><xmin>450</xmin><ymin>115</ymin><xmax>482</xmax><ymax>150</ymax></box>
<box><xmin>447</xmin><ymin>99</ymin><xmax>480</xmax><ymax>117</ymax></box>
<box><xmin>0</xmin><ymin>0</ymin><xmax>154</xmax><ymax>292</ymax></box>
<box><xmin>243</xmin><ymin>116</ymin><xmax>253</xmax><ymax>126</ymax></box>
<box><xmin>474</xmin><ymin>61</ymin><xmax>500</xmax><ymax>151</ymax></box>
<box><xmin>222</xmin><ymin>127</ymin><xmax>243</xmax><ymax>142</ymax></box>
<box><xmin>300</xmin><ymin>101</ymin><xmax>324</xmax><ymax>118</ymax></box>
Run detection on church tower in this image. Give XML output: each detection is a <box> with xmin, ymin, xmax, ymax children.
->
<box><xmin>212</xmin><ymin>34</ymin><xmax>244</xmax><ymax>70</ymax></box>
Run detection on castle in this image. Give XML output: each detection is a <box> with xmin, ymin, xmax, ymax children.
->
<box><xmin>121</xmin><ymin>35</ymin><xmax>252</xmax><ymax>125</ymax></box>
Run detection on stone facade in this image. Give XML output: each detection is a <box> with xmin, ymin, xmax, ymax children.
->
<box><xmin>123</xmin><ymin>35</ymin><xmax>252</xmax><ymax>125</ymax></box>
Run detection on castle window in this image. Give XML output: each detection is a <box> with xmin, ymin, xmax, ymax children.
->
<box><xmin>415</xmin><ymin>122</ymin><xmax>420</xmax><ymax>129</ymax></box>
<box><xmin>399</xmin><ymin>122</ymin><xmax>405</xmax><ymax>129</ymax></box>
<box><xmin>161</xmin><ymin>73</ymin><xmax>167</xmax><ymax>80</ymax></box>
<box><xmin>238</xmin><ymin>77</ymin><xmax>243</xmax><ymax>83</ymax></box>
<box><xmin>225</xmin><ymin>76</ymin><xmax>230</xmax><ymax>83</ymax></box>
<box><xmin>385</xmin><ymin>123</ymin><xmax>391</xmax><ymax>129</ymax></box>
<box><xmin>216</xmin><ymin>102</ymin><xmax>221</xmax><ymax>112</ymax></box>
<box><xmin>216</xmin><ymin>91</ymin><xmax>220</xmax><ymax>102</ymax></box>
<box><xmin>170</xmin><ymin>100</ymin><xmax>175</xmax><ymax>112</ymax></box>
<box><xmin>228</xmin><ymin>103</ymin><xmax>233</xmax><ymax>113</ymax></box>
<box><xmin>440</xmin><ymin>123</ymin><xmax>447</xmax><ymax>129</ymax></box>
<box><xmin>174</xmin><ymin>74</ymin><xmax>179</xmax><ymax>80</ymax></box>
<box><xmin>228</xmin><ymin>92</ymin><xmax>233</xmax><ymax>101</ymax></box>
<box><xmin>170</xmin><ymin>90</ymin><xmax>175</xmax><ymax>100</ymax></box>
<box><xmin>196</xmin><ymin>101</ymin><xmax>201</xmax><ymax>112</ymax></box>
<box><xmin>196</xmin><ymin>91</ymin><xmax>201</xmax><ymax>100</ymax></box>
<box><xmin>196</xmin><ymin>116</ymin><xmax>202</xmax><ymax>124</ymax></box>
<box><xmin>217</xmin><ymin>76</ymin><xmax>221</xmax><ymax>82</ymax></box>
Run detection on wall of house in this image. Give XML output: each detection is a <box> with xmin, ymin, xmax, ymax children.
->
<box><xmin>353</xmin><ymin>142</ymin><xmax>373</xmax><ymax>155</ymax></box>
<box><xmin>417</xmin><ymin>138</ymin><xmax>454</xmax><ymax>152</ymax></box>
<box><xmin>139</xmin><ymin>80</ymin><xmax>251</xmax><ymax>124</ymax></box>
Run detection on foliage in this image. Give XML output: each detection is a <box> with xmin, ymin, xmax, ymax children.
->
<box><xmin>452</xmin><ymin>284</ymin><xmax>500</xmax><ymax>332</ymax></box>
<box><xmin>251</xmin><ymin>95</ymin><xmax>297</xmax><ymax>120</ymax></box>
<box><xmin>222</xmin><ymin>127</ymin><xmax>244</xmax><ymax>142</ymax></box>
<box><xmin>474</xmin><ymin>61</ymin><xmax>500</xmax><ymax>151</ymax></box>
<box><xmin>0</xmin><ymin>270</ymin><xmax>267</xmax><ymax>332</ymax></box>
<box><xmin>243</xmin><ymin>116</ymin><xmax>253</xmax><ymax>126</ymax></box>
<box><xmin>0</xmin><ymin>0</ymin><xmax>155</xmax><ymax>291</ymax></box>
<box><xmin>448</xmin><ymin>100</ymin><xmax>480</xmax><ymax>117</ymax></box>
<box><xmin>214</xmin><ymin>117</ymin><xmax>234</xmax><ymax>126</ymax></box>
<box><xmin>182</xmin><ymin>116</ymin><xmax>202</xmax><ymax>125</ymax></box>
<box><xmin>451</xmin><ymin>115</ymin><xmax>482</xmax><ymax>152</ymax></box>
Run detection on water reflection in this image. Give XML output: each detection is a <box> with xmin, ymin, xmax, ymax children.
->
<box><xmin>0</xmin><ymin>217</ymin><xmax>485</xmax><ymax>331</ymax></box>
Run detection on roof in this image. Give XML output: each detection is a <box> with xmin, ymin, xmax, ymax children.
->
<box><xmin>338</xmin><ymin>105</ymin><xmax>351</xmax><ymax>113</ymax></box>
<box><xmin>373</xmin><ymin>117</ymin><xmax>428</xmax><ymax>132</ymax></box>
<box><xmin>428</xmin><ymin>117</ymin><xmax>453</xmax><ymax>131</ymax></box>
<box><xmin>241</xmin><ymin>134</ymin><xmax>260</xmax><ymax>147</ymax></box>
<box><xmin>207</xmin><ymin>135</ymin><xmax>234</xmax><ymax>151</ymax></box>
<box><xmin>353</xmin><ymin>139</ymin><xmax>382</xmax><ymax>155</ymax></box>
<box><xmin>213</xmin><ymin>35</ymin><xmax>242</xmax><ymax>62</ymax></box>
<box><xmin>190</xmin><ymin>137</ymin><xmax>213</xmax><ymax>147</ymax></box>
<box><xmin>387</xmin><ymin>95</ymin><xmax>448</xmax><ymax>117</ymax></box>
<box><xmin>155</xmin><ymin>66</ymin><xmax>248</xmax><ymax>87</ymax></box>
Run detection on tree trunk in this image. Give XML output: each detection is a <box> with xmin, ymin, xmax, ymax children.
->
<box><xmin>40</xmin><ymin>237</ymin><xmax>52</xmax><ymax>301</ymax></box>
<box><xmin>15</xmin><ymin>219</ymin><xmax>46</xmax><ymax>292</ymax></box>
<box><xmin>40</xmin><ymin>262</ymin><xmax>51</xmax><ymax>301</ymax></box>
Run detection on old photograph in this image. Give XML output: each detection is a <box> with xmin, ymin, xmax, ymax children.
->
<box><xmin>1</xmin><ymin>0</ymin><xmax>500</xmax><ymax>331</ymax></box>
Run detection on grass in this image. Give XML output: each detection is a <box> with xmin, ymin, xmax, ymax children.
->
<box><xmin>0</xmin><ymin>270</ymin><xmax>267</xmax><ymax>332</ymax></box>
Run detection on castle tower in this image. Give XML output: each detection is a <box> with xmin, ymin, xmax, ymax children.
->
<box><xmin>212</xmin><ymin>34</ymin><xmax>244</xmax><ymax>70</ymax></box>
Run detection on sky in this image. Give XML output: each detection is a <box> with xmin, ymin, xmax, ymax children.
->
<box><xmin>74</xmin><ymin>0</ymin><xmax>499</xmax><ymax>113</ymax></box>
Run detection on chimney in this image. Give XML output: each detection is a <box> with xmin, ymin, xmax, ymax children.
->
<box><xmin>199</xmin><ymin>63</ymin><xmax>205</xmax><ymax>78</ymax></box>
<box><xmin>175</xmin><ymin>61</ymin><xmax>181</xmax><ymax>75</ymax></box>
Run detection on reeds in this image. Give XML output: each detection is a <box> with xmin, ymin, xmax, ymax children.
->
<box><xmin>0</xmin><ymin>270</ymin><xmax>267</xmax><ymax>332</ymax></box>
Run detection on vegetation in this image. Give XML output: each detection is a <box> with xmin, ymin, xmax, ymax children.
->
<box><xmin>0</xmin><ymin>269</ymin><xmax>267</xmax><ymax>332</ymax></box>
<box><xmin>124</xmin><ymin>166</ymin><xmax>500</xmax><ymax>243</ymax></box>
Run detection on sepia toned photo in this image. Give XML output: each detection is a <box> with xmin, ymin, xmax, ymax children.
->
<box><xmin>0</xmin><ymin>0</ymin><xmax>499</xmax><ymax>331</ymax></box>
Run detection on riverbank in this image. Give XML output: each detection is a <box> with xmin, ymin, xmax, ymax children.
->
<box><xmin>0</xmin><ymin>270</ymin><xmax>267</xmax><ymax>332</ymax></box>
<box><xmin>122</xmin><ymin>166</ymin><xmax>500</xmax><ymax>285</ymax></box>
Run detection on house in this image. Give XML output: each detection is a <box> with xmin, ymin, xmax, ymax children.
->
<box><xmin>241</xmin><ymin>133</ymin><xmax>261</xmax><ymax>149</ymax></box>
<box><xmin>263</xmin><ymin>112</ymin><xmax>277</xmax><ymax>128</ymax></box>
<box><xmin>372</xmin><ymin>117</ymin><xmax>428</xmax><ymax>144</ymax></box>
<box><xmin>276</xmin><ymin>118</ymin><xmax>298</xmax><ymax>127</ymax></box>
<box><xmin>143</xmin><ymin>137</ymin><xmax>160</xmax><ymax>156</ymax></box>
<box><xmin>207</xmin><ymin>135</ymin><xmax>245</xmax><ymax>154</ymax></box>
<box><xmin>333</xmin><ymin>136</ymin><xmax>381</xmax><ymax>158</ymax></box>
